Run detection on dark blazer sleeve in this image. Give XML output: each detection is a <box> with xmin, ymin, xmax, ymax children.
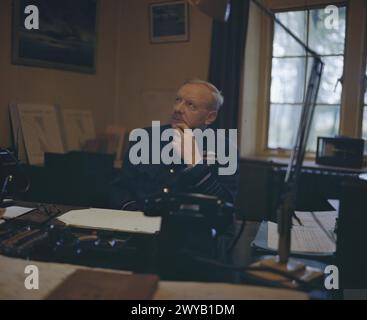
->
<box><xmin>165</xmin><ymin>159</ymin><xmax>239</xmax><ymax>205</ymax></box>
<box><xmin>108</xmin><ymin>142</ymin><xmax>143</xmax><ymax>210</ymax></box>
<box><xmin>109</xmin><ymin>130</ymin><xmax>239</xmax><ymax>209</ymax></box>
<box><xmin>163</xmin><ymin>138</ymin><xmax>240</xmax><ymax>204</ymax></box>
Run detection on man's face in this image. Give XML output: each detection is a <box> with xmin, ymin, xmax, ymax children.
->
<box><xmin>170</xmin><ymin>83</ymin><xmax>218</xmax><ymax>129</ymax></box>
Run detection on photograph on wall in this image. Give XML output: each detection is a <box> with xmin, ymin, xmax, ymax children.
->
<box><xmin>149</xmin><ymin>1</ymin><xmax>189</xmax><ymax>43</ymax></box>
<box><xmin>12</xmin><ymin>0</ymin><xmax>98</xmax><ymax>73</ymax></box>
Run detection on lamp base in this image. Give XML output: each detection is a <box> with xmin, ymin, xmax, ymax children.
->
<box><xmin>247</xmin><ymin>255</ymin><xmax>324</xmax><ymax>289</ymax></box>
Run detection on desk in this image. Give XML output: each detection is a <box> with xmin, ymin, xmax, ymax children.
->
<box><xmin>238</xmin><ymin>157</ymin><xmax>366</xmax><ymax>221</ymax></box>
<box><xmin>0</xmin><ymin>203</ymin><xmax>311</xmax><ymax>299</ymax></box>
<box><xmin>0</xmin><ymin>254</ymin><xmax>308</xmax><ymax>300</ymax></box>
<box><xmin>0</xmin><ymin>202</ymin><xmax>157</xmax><ymax>273</ymax></box>
<box><xmin>0</xmin><ymin>202</ymin><xmax>260</xmax><ymax>271</ymax></box>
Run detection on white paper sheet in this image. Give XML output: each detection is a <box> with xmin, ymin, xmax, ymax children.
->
<box><xmin>57</xmin><ymin>208</ymin><xmax>161</xmax><ymax>234</ymax></box>
<box><xmin>0</xmin><ymin>206</ymin><xmax>35</xmax><ymax>220</ymax></box>
<box><xmin>267</xmin><ymin>221</ymin><xmax>336</xmax><ymax>254</ymax></box>
<box><xmin>327</xmin><ymin>199</ymin><xmax>340</xmax><ymax>213</ymax></box>
<box><xmin>293</xmin><ymin>211</ymin><xmax>337</xmax><ymax>230</ymax></box>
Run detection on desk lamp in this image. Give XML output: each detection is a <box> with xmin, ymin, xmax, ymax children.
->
<box><xmin>190</xmin><ymin>0</ymin><xmax>325</xmax><ymax>286</ymax></box>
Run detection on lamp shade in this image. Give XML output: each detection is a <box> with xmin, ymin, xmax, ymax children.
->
<box><xmin>188</xmin><ymin>0</ymin><xmax>231</xmax><ymax>22</ymax></box>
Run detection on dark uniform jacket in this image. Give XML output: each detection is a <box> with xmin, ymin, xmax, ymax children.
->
<box><xmin>109</xmin><ymin>125</ymin><xmax>239</xmax><ymax>211</ymax></box>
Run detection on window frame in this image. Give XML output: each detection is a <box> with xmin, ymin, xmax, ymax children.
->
<box><xmin>255</xmin><ymin>0</ymin><xmax>367</xmax><ymax>158</ymax></box>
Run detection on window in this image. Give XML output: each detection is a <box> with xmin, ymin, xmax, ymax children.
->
<box><xmin>267</xmin><ymin>6</ymin><xmax>346</xmax><ymax>152</ymax></box>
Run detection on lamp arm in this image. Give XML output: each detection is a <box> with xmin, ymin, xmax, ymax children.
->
<box><xmin>250</xmin><ymin>0</ymin><xmax>325</xmax><ymax>264</ymax></box>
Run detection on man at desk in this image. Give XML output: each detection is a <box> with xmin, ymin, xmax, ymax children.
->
<box><xmin>109</xmin><ymin>80</ymin><xmax>239</xmax><ymax>223</ymax></box>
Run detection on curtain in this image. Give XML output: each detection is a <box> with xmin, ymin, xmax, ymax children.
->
<box><xmin>209</xmin><ymin>0</ymin><xmax>250</xmax><ymax>130</ymax></box>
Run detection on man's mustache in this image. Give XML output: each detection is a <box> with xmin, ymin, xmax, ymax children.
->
<box><xmin>171</xmin><ymin>114</ymin><xmax>184</xmax><ymax>121</ymax></box>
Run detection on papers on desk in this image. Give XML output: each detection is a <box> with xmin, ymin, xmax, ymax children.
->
<box><xmin>0</xmin><ymin>206</ymin><xmax>35</xmax><ymax>220</ymax></box>
<box><xmin>252</xmin><ymin>210</ymin><xmax>337</xmax><ymax>255</ymax></box>
<box><xmin>267</xmin><ymin>220</ymin><xmax>336</xmax><ymax>254</ymax></box>
<box><xmin>293</xmin><ymin>210</ymin><xmax>338</xmax><ymax>230</ymax></box>
<box><xmin>327</xmin><ymin>199</ymin><xmax>340</xmax><ymax>213</ymax></box>
<box><xmin>57</xmin><ymin>208</ymin><xmax>162</xmax><ymax>234</ymax></box>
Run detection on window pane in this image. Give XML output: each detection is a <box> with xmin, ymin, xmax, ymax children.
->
<box><xmin>307</xmin><ymin>56</ymin><xmax>344</xmax><ymax>104</ymax></box>
<box><xmin>268</xmin><ymin>104</ymin><xmax>302</xmax><ymax>149</ymax></box>
<box><xmin>268</xmin><ymin>104</ymin><xmax>339</xmax><ymax>151</ymax></box>
<box><xmin>271</xmin><ymin>57</ymin><xmax>306</xmax><ymax>103</ymax></box>
<box><xmin>309</xmin><ymin>7</ymin><xmax>346</xmax><ymax>55</ymax></box>
<box><xmin>273</xmin><ymin>11</ymin><xmax>307</xmax><ymax>57</ymax></box>
<box><xmin>306</xmin><ymin>105</ymin><xmax>340</xmax><ymax>152</ymax></box>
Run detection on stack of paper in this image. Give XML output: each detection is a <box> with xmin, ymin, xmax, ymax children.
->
<box><xmin>9</xmin><ymin>104</ymin><xmax>97</xmax><ymax>166</ymax></box>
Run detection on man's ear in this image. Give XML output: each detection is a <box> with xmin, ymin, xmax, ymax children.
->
<box><xmin>205</xmin><ymin>110</ymin><xmax>218</xmax><ymax>125</ymax></box>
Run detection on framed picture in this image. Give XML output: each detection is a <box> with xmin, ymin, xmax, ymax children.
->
<box><xmin>149</xmin><ymin>1</ymin><xmax>189</xmax><ymax>44</ymax></box>
<box><xmin>12</xmin><ymin>0</ymin><xmax>98</xmax><ymax>74</ymax></box>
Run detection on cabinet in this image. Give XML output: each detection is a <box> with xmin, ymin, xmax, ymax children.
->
<box><xmin>19</xmin><ymin>152</ymin><xmax>116</xmax><ymax>208</ymax></box>
<box><xmin>237</xmin><ymin>157</ymin><xmax>366</xmax><ymax>221</ymax></box>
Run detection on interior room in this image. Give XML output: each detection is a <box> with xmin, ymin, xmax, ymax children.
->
<box><xmin>0</xmin><ymin>0</ymin><xmax>367</xmax><ymax>301</ymax></box>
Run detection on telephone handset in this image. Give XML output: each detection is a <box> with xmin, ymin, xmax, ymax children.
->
<box><xmin>144</xmin><ymin>192</ymin><xmax>234</xmax><ymax>280</ymax></box>
<box><xmin>144</xmin><ymin>192</ymin><xmax>234</xmax><ymax>233</ymax></box>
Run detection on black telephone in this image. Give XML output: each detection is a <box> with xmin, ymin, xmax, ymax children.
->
<box><xmin>144</xmin><ymin>192</ymin><xmax>234</xmax><ymax>233</ymax></box>
<box><xmin>143</xmin><ymin>191</ymin><xmax>234</xmax><ymax>281</ymax></box>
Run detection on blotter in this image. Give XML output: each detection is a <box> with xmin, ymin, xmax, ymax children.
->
<box><xmin>267</xmin><ymin>221</ymin><xmax>336</xmax><ymax>254</ymax></box>
<box><xmin>57</xmin><ymin>208</ymin><xmax>161</xmax><ymax>234</ymax></box>
<box><xmin>46</xmin><ymin>270</ymin><xmax>159</xmax><ymax>300</ymax></box>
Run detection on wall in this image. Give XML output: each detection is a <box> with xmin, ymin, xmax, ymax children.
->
<box><xmin>0</xmin><ymin>0</ymin><xmax>213</xmax><ymax>148</ymax></box>
<box><xmin>0</xmin><ymin>0</ymin><xmax>122</xmax><ymax>148</ymax></box>
<box><xmin>239</xmin><ymin>1</ymin><xmax>262</xmax><ymax>157</ymax></box>
<box><xmin>115</xmin><ymin>0</ymin><xmax>213</xmax><ymax>130</ymax></box>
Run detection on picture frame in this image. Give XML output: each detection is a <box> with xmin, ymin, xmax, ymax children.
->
<box><xmin>149</xmin><ymin>1</ymin><xmax>189</xmax><ymax>44</ymax></box>
<box><xmin>12</xmin><ymin>0</ymin><xmax>99</xmax><ymax>74</ymax></box>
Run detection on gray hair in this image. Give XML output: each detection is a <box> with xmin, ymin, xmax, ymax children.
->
<box><xmin>184</xmin><ymin>79</ymin><xmax>224</xmax><ymax>111</ymax></box>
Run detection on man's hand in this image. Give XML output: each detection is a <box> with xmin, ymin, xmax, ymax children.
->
<box><xmin>172</xmin><ymin>123</ymin><xmax>202</xmax><ymax>166</ymax></box>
